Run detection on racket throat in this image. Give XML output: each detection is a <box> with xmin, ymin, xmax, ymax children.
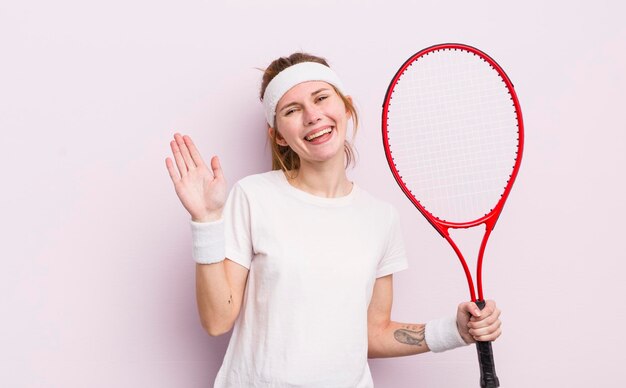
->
<box><xmin>445</xmin><ymin>234</ymin><xmax>477</xmax><ymax>301</ymax></box>
<box><xmin>476</xmin><ymin>226</ymin><xmax>494</xmax><ymax>301</ymax></box>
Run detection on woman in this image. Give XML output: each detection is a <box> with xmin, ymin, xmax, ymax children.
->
<box><xmin>165</xmin><ymin>53</ymin><xmax>502</xmax><ymax>387</ymax></box>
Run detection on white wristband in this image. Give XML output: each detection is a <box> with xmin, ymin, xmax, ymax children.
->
<box><xmin>425</xmin><ymin>316</ymin><xmax>468</xmax><ymax>353</ymax></box>
<box><xmin>190</xmin><ymin>219</ymin><xmax>225</xmax><ymax>264</ymax></box>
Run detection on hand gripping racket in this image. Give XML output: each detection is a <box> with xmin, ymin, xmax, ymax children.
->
<box><xmin>382</xmin><ymin>43</ymin><xmax>524</xmax><ymax>387</ymax></box>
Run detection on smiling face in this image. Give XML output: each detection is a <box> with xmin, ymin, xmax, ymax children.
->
<box><xmin>271</xmin><ymin>81</ymin><xmax>351</xmax><ymax>168</ymax></box>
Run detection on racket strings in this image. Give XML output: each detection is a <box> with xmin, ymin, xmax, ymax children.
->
<box><xmin>386</xmin><ymin>49</ymin><xmax>519</xmax><ymax>222</ymax></box>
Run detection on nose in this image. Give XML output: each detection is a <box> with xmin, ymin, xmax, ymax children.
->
<box><xmin>303</xmin><ymin>105</ymin><xmax>322</xmax><ymax>126</ymax></box>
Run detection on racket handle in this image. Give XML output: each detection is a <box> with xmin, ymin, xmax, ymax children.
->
<box><xmin>475</xmin><ymin>300</ymin><xmax>500</xmax><ymax>388</ymax></box>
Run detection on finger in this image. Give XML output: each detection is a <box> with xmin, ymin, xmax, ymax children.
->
<box><xmin>175</xmin><ymin>133</ymin><xmax>197</xmax><ymax>170</ymax></box>
<box><xmin>170</xmin><ymin>139</ymin><xmax>188</xmax><ymax>177</ymax></box>
<box><xmin>469</xmin><ymin>313</ymin><xmax>501</xmax><ymax>336</ymax></box>
<box><xmin>470</xmin><ymin>301</ymin><xmax>499</xmax><ymax>323</ymax></box>
<box><xmin>470</xmin><ymin>326</ymin><xmax>501</xmax><ymax>344</ymax></box>
<box><xmin>183</xmin><ymin>135</ymin><xmax>207</xmax><ymax>168</ymax></box>
<box><xmin>460</xmin><ymin>302</ymin><xmax>482</xmax><ymax>318</ymax></box>
<box><xmin>165</xmin><ymin>157</ymin><xmax>180</xmax><ymax>183</ymax></box>
<box><xmin>471</xmin><ymin>316</ymin><xmax>501</xmax><ymax>334</ymax></box>
<box><xmin>211</xmin><ymin>156</ymin><xmax>224</xmax><ymax>180</ymax></box>
<box><xmin>470</xmin><ymin>307</ymin><xmax>501</xmax><ymax>326</ymax></box>
<box><xmin>472</xmin><ymin>326</ymin><xmax>502</xmax><ymax>341</ymax></box>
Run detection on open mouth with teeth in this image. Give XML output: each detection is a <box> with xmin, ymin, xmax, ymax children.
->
<box><xmin>305</xmin><ymin>127</ymin><xmax>333</xmax><ymax>142</ymax></box>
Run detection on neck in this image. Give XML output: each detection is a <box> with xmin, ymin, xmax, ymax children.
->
<box><xmin>287</xmin><ymin>157</ymin><xmax>352</xmax><ymax>198</ymax></box>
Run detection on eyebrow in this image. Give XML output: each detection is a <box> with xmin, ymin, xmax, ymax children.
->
<box><xmin>278</xmin><ymin>88</ymin><xmax>330</xmax><ymax>113</ymax></box>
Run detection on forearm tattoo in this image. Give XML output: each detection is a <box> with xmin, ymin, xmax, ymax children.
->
<box><xmin>394</xmin><ymin>324</ymin><xmax>426</xmax><ymax>346</ymax></box>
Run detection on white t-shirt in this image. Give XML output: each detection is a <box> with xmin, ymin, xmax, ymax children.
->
<box><xmin>214</xmin><ymin>170</ymin><xmax>408</xmax><ymax>388</ymax></box>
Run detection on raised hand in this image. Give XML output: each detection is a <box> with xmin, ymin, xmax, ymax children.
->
<box><xmin>165</xmin><ymin>133</ymin><xmax>227</xmax><ymax>222</ymax></box>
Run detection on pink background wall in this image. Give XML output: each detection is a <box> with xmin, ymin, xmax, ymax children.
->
<box><xmin>2</xmin><ymin>0</ymin><xmax>625</xmax><ymax>386</ymax></box>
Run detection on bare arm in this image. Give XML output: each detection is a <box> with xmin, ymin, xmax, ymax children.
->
<box><xmin>166</xmin><ymin>133</ymin><xmax>248</xmax><ymax>336</ymax></box>
<box><xmin>367</xmin><ymin>275</ymin><xmax>502</xmax><ymax>358</ymax></box>
<box><xmin>196</xmin><ymin>259</ymin><xmax>248</xmax><ymax>336</ymax></box>
<box><xmin>367</xmin><ymin>275</ymin><xmax>430</xmax><ymax>358</ymax></box>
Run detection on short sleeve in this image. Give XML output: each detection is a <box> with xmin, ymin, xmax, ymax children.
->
<box><xmin>224</xmin><ymin>183</ymin><xmax>254</xmax><ymax>269</ymax></box>
<box><xmin>376</xmin><ymin>205</ymin><xmax>409</xmax><ymax>278</ymax></box>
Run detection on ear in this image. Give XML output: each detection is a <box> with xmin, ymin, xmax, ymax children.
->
<box><xmin>268</xmin><ymin>126</ymin><xmax>289</xmax><ymax>147</ymax></box>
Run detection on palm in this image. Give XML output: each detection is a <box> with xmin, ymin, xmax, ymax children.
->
<box><xmin>166</xmin><ymin>133</ymin><xmax>227</xmax><ymax>221</ymax></box>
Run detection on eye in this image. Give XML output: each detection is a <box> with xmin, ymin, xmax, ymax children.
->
<box><xmin>284</xmin><ymin>108</ymin><xmax>297</xmax><ymax>116</ymax></box>
<box><xmin>316</xmin><ymin>95</ymin><xmax>329</xmax><ymax>103</ymax></box>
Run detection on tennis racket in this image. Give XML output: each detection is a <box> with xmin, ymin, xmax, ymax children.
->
<box><xmin>382</xmin><ymin>43</ymin><xmax>523</xmax><ymax>387</ymax></box>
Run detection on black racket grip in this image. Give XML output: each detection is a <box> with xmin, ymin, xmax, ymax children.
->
<box><xmin>475</xmin><ymin>300</ymin><xmax>500</xmax><ymax>388</ymax></box>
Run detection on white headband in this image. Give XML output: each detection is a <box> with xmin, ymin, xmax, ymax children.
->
<box><xmin>262</xmin><ymin>62</ymin><xmax>345</xmax><ymax>126</ymax></box>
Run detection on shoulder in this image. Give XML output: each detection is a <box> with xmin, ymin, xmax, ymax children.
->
<box><xmin>225</xmin><ymin>171</ymin><xmax>285</xmax><ymax>215</ymax></box>
<box><xmin>233</xmin><ymin>170</ymin><xmax>284</xmax><ymax>192</ymax></box>
<box><xmin>228</xmin><ymin>170</ymin><xmax>289</xmax><ymax>207</ymax></box>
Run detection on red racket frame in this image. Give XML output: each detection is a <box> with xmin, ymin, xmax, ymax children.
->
<box><xmin>382</xmin><ymin>43</ymin><xmax>524</xmax><ymax>302</ymax></box>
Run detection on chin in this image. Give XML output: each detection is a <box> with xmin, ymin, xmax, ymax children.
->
<box><xmin>310</xmin><ymin>147</ymin><xmax>346</xmax><ymax>165</ymax></box>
